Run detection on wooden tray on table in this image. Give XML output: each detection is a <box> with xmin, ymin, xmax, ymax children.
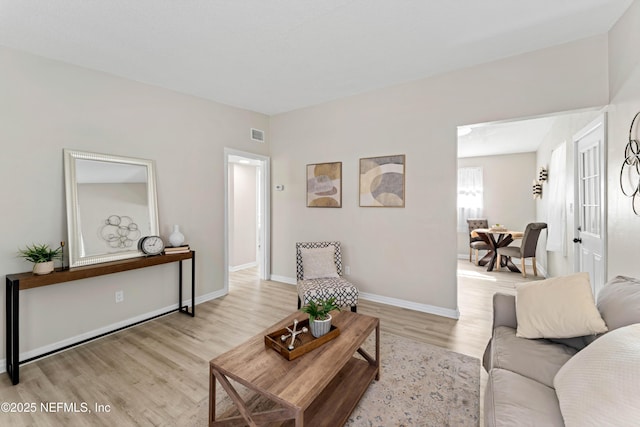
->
<box><xmin>264</xmin><ymin>318</ymin><xmax>340</xmax><ymax>361</ymax></box>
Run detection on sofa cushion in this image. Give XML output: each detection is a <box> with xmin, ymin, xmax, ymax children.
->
<box><xmin>485</xmin><ymin>368</ymin><xmax>564</xmax><ymax>427</ymax></box>
<box><xmin>515</xmin><ymin>273</ymin><xmax>608</xmax><ymax>339</ymax></box>
<box><xmin>597</xmin><ymin>275</ymin><xmax>640</xmax><ymax>331</ymax></box>
<box><xmin>554</xmin><ymin>324</ymin><xmax>640</xmax><ymax>427</ymax></box>
<box><xmin>488</xmin><ymin>326</ymin><xmax>577</xmax><ymax>388</ymax></box>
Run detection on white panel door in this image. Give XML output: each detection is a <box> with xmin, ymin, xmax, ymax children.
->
<box><xmin>573</xmin><ymin>114</ymin><xmax>607</xmax><ymax>297</ymax></box>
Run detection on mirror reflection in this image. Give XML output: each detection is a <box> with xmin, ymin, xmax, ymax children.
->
<box><xmin>64</xmin><ymin>150</ymin><xmax>159</xmax><ymax>267</ymax></box>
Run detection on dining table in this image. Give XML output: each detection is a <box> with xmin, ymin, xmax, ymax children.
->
<box><xmin>471</xmin><ymin>227</ymin><xmax>524</xmax><ymax>272</ymax></box>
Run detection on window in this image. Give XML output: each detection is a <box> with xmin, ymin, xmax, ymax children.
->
<box><xmin>457</xmin><ymin>167</ymin><xmax>484</xmax><ymax>232</ymax></box>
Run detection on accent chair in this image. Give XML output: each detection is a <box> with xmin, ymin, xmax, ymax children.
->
<box><xmin>296</xmin><ymin>241</ymin><xmax>358</xmax><ymax>312</ymax></box>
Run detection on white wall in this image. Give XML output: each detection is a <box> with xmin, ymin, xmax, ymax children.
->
<box><xmin>270</xmin><ymin>36</ymin><xmax>609</xmax><ymax>316</ymax></box>
<box><xmin>0</xmin><ymin>46</ymin><xmax>269</xmax><ymax>358</ymax></box>
<box><xmin>456</xmin><ymin>153</ymin><xmax>537</xmax><ymax>256</ymax></box>
<box><xmin>228</xmin><ymin>163</ymin><xmax>257</xmax><ymax>268</ymax></box>
<box><xmin>607</xmin><ymin>0</ymin><xmax>640</xmax><ymax>279</ymax></box>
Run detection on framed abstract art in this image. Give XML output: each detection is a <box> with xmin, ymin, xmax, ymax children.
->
<box><xmin>306</xmin><ymin>161</ymin><xmax>342</xmax><ymax>207</ymax></box>
<box><xmin>359</xmin><ymin>155</ymin><xmax>405</xmax><ymax>207</ymax></box>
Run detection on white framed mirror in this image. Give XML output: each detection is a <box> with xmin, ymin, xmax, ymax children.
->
<box><xmin>64</xmin><ymin>149</ymin><xmax>159</xmax><ymax>267</ymax></box>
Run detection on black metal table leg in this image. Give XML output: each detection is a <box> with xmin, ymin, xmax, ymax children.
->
<box><xmin>179</xmin><ymin>259</ymin><xmax>183</xmax><ymax>311</ymax></box>
<box><xmin>191</xmin><ymin>251</ymin><xmax>195</xmax><ymax>317</ymax></box>
<box><xmin>6</xmin><ymin>277</ymin><xmax>19</xmax><ymax>385</ymax></box>
<box><xmin>178</xmin><ymin>250</ymin><xmax>195</xmax><ymax>317</ymax></box>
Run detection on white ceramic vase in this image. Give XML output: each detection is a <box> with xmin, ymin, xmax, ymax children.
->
<box><xmin>169</xmin><ymin>225</ymin><xmax>185</xmax><ymax>247</ymax></box>
<box><xmin>309</xmin><ymin>314</ymin><xmax>332</xmax><ymax>338</ymax></box>
<box><xmin>33</xmin><ymin>261</ymin><xmax>54</xmax><ymax>275</ymax></box>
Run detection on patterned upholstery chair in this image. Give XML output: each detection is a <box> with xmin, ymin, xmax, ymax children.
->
<box><xmin>296</xmin><ymin>241</ymin><xmax>358</xmax><ymax>312</ymax></box>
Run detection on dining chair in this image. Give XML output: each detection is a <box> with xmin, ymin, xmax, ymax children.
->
<box><xmin>496</xmin><ymin>222</ymin><xmax>547</xmax><ymax>278</ymax></box>
<box><xmin>296</xmin><ymin>241</ymin><xmax>358</xmax><ymax>312</ymax></box>
<box><xmin>467</xmin><ymin>218</ymin><xmax>491</xmax><ymax>265</ymax></box>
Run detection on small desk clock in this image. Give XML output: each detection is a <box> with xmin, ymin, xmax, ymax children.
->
<box><xmin>139</xmin><ymin>236</ymin><xmax>165</xmax><ymax>255</ymax></box>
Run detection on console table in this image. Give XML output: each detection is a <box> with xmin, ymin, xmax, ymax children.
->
<box><xmin>5</xmin><ymin>250</ymin><xmax>196</xmax><ymax>385</ymax></box>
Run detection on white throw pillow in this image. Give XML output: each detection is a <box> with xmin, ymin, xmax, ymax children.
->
<box><xmin>554</xmin><ymin>324</ymin><xmax>640</xmax><ymax>427</ymax></box>
<box><xmin>515</xmin><ymin>272</ymin><xmax>608</xmax><ymax>339</ymax></box>
<box><xmin>300</xmin><ymin>246</ymin><xmax>339</xmax><ymax>280</ymax></box>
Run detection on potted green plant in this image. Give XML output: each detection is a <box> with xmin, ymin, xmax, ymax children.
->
<box><xmin>18</xmin><ymin>243</ymin><xmax>63</xmax><ymax>275</ymax></box>
<box><xmin>300</xmin><ymin>297</ymin><xmax>340</xmax><ymax>338</ymax></box>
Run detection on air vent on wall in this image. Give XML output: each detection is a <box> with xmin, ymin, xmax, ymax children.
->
<box><xmin>251</xmin><ymin>128</ymin><xmax>265</xmax><ymax>143</ymax></box>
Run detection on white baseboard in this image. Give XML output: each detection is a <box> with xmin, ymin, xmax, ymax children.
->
<box><xmin>270</xmin><ymin>274</ymin><xmax>296</xmax><ymax>285</ymax></box>
<box><xmin>269</xmin><ymin>275</ymin><xmax>460</xmax><ymax>319</ymax></box>
<box><xmin>0</xmin><ymin>289</ymin><xmax>224</xmax><ymax>374</ymax></box>
<box><xmin>358</xmin><ymin>291</ymin><xmax>459</xmax><ymax>319</ymax></box>
<box><xmin>229</xmin><ymin>262</ymin><xmax>258</xmax><ymax>272</ymax></box>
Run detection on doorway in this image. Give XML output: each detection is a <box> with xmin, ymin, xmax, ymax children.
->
<box><xmin>456</xmin><ymin>108</ymin><xmax>603</xmax><ymax>277</ymax></box>
<box><xmin>224</xmin><ymin>148</ymin><xmax>270</xmax><ymax>293</ymax></box>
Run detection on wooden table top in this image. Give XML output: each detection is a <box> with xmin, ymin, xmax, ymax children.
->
<box><xmin>471</xmin><ymin>228</ymin><xmax>523</xmax><ymax>239</ymax></box>
<box><xmin>210</xmin><ymin>310</ymin><xmax>379</xmax><ymax>410</ymax></box>
<box><xmin>6</xmin><ymin>252</ymin><xmax>194</xmax><ymax>290</ymax></box>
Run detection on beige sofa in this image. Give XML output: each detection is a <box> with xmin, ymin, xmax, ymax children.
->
<box><xmin>483</xmin><ymin>275</ymin><xmax>640</xmax><ymax>427</ymax></box>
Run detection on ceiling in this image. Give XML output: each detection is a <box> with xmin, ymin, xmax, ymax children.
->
<box><xmin>457</xmin><ymin>116</ymin><xmax>560</xmax><ymax>158</ymax></box>
<box><xmin>0</xmin><ymin>0</ymin><xmax>632</xmax><ymax>115</ymax></box>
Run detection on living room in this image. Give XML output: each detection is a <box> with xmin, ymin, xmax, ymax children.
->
<box><xmin>1</xmin><ymin>1</ymin><xmax>640</xmax><ymax>425</ymax></box>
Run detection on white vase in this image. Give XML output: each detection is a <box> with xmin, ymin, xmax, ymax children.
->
<box><xmin>33</xmin><ymin>261</ymin><xmax>54</xmax><ymax>275</ymax></box>
<box><xmin>169</xmin><ymin>225</ymin><xmax>185</xmax><ymax>247</ymax></box>
<box><xmin>309</xmin><ymin>314</ymin><xmax>332</xmax><ymax>338</ymax></box>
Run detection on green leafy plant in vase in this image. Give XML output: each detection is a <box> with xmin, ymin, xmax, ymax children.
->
<box><xmin>300</xmin><ymin>297</ymin><xmax>340</xmax><ymax>338</ymax></box>
<box><xmin>18</xmin><ymin>243</ymin><xmax>63</xmax><ymax>275</ymax></box>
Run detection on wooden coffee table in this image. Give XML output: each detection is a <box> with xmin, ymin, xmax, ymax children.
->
<box><xmin>209</xmin><ymin>310</ymin><xmax>380</xmax><ymax>426</ymax></box>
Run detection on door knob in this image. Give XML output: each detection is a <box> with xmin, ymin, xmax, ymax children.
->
<box><xmin>573</xmin><ymin>238</ymin><xmax>582</xmax><ymax>243</ymax></box>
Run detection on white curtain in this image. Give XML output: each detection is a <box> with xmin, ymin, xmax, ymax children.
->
<box><xmin>546</xmin><ymin>143</ymin><xmax>567</xmax><ymax>254</ymax></box>
<box><xmin>457</xmin><ymin>167</ymin><xmax>483</xmax><ymax>232</ymax></box>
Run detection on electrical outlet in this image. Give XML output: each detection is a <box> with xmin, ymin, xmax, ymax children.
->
<box><xmin>345</xmin><ymin>266</ymin><xmax>351</xmax><ymax>275</ymax></box>
<box><xmin>115</xmin><ymin>290</ymin><xmax>124</xmax><ymax>303</ymax></box>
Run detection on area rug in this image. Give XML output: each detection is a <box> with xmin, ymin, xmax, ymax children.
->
<box><xmin>204</xmin><ymin>331</ymin><xmax>480</xmax><ymax>426</ymax></box>
<box><xmin>346</xmin><ymin>332</ymin><xmax>479</xmax><ymax>426</ymax></box>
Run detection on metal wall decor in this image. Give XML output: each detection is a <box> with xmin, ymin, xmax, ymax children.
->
<box><xmin>100</xmin><ymin>215</ymin><xmax>140</xmax><ymax>248</ymax></box>
<box><xmin>619</xmin><ymin>112</ymin><xmax>640</xmax><ymax>215</ymax></box>
<box><xmin>532</xmin><ymin>180</ymin><xmax>542</xmax><ymax>199</ymax></box>
<box><xmin>538</xmin><ymin>167</ymin><xmax>548</xmax><ymax>182</ymax></box>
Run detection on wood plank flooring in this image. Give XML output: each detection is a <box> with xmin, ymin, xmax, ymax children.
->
<box><xmin>0</xmin><ymin>260</ymin><xmax>542</xmax><ymax>426</ymax></box>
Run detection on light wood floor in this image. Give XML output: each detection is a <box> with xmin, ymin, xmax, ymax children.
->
<box><xmin>0</xmin><ymin>259</ymin><xmax>542</xmax><ymax>426</ymax></box>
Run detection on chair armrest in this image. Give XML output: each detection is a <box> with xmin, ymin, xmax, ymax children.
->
<box><xmin>491</xmin><ymin>293</ymin><xmax>517</xmax><ymax>330</ymax></box>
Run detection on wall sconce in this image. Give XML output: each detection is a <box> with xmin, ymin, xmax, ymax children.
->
<box><xmin>538</xmin><ymin>167</ymin><xmax>548</xmax><ymax>182</ymax></box>
<box><xmin>532</xmin><ymin>179</ymin><xmax>542</xmax><ymax>199</ymax></box>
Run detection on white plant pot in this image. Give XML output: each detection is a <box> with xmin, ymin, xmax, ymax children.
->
<box><xmin>33</xmin><ymin>261</ymin><xmax>54</xmax><ymax>275</ymax></box>
<box><xmin>309</xmin><ymin>314</ymin><xmax>332</xmax><ymax>338</ymax></box>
